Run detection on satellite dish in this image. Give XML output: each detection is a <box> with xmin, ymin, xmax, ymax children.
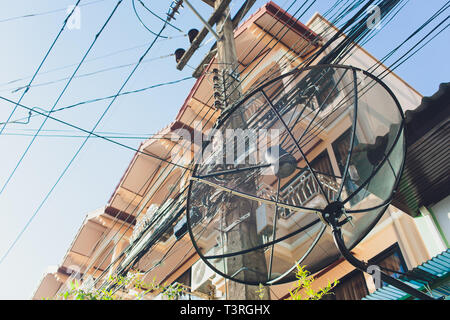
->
<box><xmin>185</xmin><ymin>64</ymin><xmax>432</xmax><ymax>299</ymax></box>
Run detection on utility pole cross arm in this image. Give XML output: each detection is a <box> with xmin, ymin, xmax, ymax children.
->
<box><xmin>176</xmin><ymin>0</ymin><xmax>232</xmax><ymax>71</ymax></box>
<box><xmin>192</xmin><ymin>0</ymin><xmax>257</xmax><ymax>78</ymax></box>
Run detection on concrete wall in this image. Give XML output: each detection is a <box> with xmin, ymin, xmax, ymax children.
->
<box><xmin>430</xmin><ymin>195</ymin><xmax>450</xmax><ymax>247</ymax></box>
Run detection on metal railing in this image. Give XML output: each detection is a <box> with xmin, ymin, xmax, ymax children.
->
<box><xmin>279</xmin><ymin>169</ymin><xmax>338</xmax><ymax>218</ymax></box>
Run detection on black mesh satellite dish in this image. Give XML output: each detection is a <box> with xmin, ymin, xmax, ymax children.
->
<box><xmin>186</xmin><ymin>64</ymin><xmax>434</xmax><ymax>299</ymax></box>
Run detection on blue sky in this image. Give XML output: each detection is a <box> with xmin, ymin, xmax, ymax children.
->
<box><xmin>0</xmin><ymin>0</ymin><xmax>448</xmax><ymax>299</ymax></box>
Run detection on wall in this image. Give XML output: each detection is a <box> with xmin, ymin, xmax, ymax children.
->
<box><xmin>430</xmin><ymin>195</ymin><xmax>450</xmax><ymax>247</ymax></box>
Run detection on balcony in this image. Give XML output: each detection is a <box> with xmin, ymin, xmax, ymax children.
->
<box><xmin>279</xmin><ymin>169</ymin><xmax>338</xmax><ymax>219</ymax></box>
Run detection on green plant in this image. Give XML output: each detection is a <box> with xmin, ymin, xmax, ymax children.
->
<box><xmin>58</xmin><ymin>279</ymin><xmax>117</xmax><ymax>300</ymax></box>
<box><xmin>287</xmin><ymin>264</ymin><xmax>338</xmax><ymax>300</ymax></box>
<box><xmin>55</xmin><ymin>273</ymin><xmax>185</xmax><ymax>301</ymax></box>
<box><xmin>255</xmin><ymin>283</ymin><xmax>266</xmax><ymax>300</ymax></box>
<box><xmin>132</xmin><ymin>276</ymin><xmax>184</xmax><ymax>300</ymax></box>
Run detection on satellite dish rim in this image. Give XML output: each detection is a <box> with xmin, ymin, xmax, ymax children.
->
<box><xmin>213</xmin><ymin>63</ymin><xmax>406</xmax><ymax>211</ymax></box>
<box><xmin>186</xmin><ymin>178</ymin><xmax>328</xmax><ymax>286</ymax></box>
<box><xmin>186</xmin><ymin>63</ymin><xmax>406</xmax><ymax>286</ymax></box>
<box><xmin>200</xmin><ymin>218</ymin><xmax>322</xmax><ymax>260</ymax></box>
<box><xmin>215</xmin><ymin>64</ymin><xmax>404</xmax><ymax>128</ymax></box>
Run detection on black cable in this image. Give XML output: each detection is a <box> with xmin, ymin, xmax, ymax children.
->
<box><xmin>298</xmin><ymin>2</ymin><xmax>449</xmax><ymax>147</ymax></box>
<box><xmin>94</xmin><ymin>0</ymin><xmax>366</xmax><ymax>288</ymax></box>
<box><xmin>257</xmin><ymin>0</ymin><xmax>406</xmax><ymax>149</ymax></box>
<box><xmin>7</xmin><ymin>54</ymin><xmax>175</xmax><ymax>94</ymax></box>
<box><xmin>221</xmin><ymin>0</ymin><xmax>375</xmax><ymax>110</ymax></box>
<box><xmin>0</xmin><ymin>0</ymin><xmax>124</xmax><ymax>198</ymax></box>
<box><xmin>335</xmin><ymin>0</ymin><xmax>409</xmax><ymax>64</ymax></box>
<box><xmin>246</xmin><ymin>0</ymin><xmax>366</xmax><ymax>94</ymax></box>
<box><xmin>0</xmin><ymin>98</ymin><xmax>191</xmax><ymax>168</ymax></box>
<box><xmin>2</xmin><ymin>127</ymin><xmax>171</xmax><ymax>137</ymax></box>
<box><xmin>0</xmin><ymin>132</ymin><xmax>171</xmax><ymax>140</ymax></box>
<box><xmin>0</xmin><ymin>0</ymin><xmax>187</xmax><ymax>269</ymax></box>
<box><xmin>0</xmin><ymin>0</ymin><xmax>82</xmax><ymax>136</ymax></box>
<box><xmin>89</xmin><ymin>0</ymin><xmax>319</xmax><ymax>288</ymax></box>
<box><xmin>0</xmin><ymin>0</ymin><xmax>104</xmax><ymax>23</ymax></box>
<box><xmin>137</xmin><ymin>0</ymin><xmax>184</xmax><ymax>33</ymax></box>
<box><xmin>1</xmin><ymin>76</ymin><xmax>194</xmax><ymax>127</ymax></box>
<box><xmin>132</xmin><ymin>0</ymin><xmax>169</xmax><ymax>39</ymax></box>
<box><xmin>367</xmin><ymin>0</ymin><xmax>449</xmax><ymax>74</ymax></box>
<box><xmin>0</xmin><ymin>36</ymin><xmax>187</xmax><ymax>89</ymax></box>
<box><xmin>81</xmin><ymin>0</ymin><xmax>398</xmax><ymax>290</ymax></box>
<box><xmin>378</xmin><ymin>16</ymin><xmax>450</xmax><ymax>78</ymax></box>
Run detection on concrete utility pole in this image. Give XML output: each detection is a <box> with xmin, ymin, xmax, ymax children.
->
<box><xmin>181</xmin><ymin>0</ymin><xmax>269</xmax><ymax>300</ymax></box>
<box><xmin>213</xmin><ymin>1</ymin><xmax>271</xmax><ymax>300</ymax></box>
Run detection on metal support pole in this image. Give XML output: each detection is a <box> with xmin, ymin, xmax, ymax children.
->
<box><xmin>331</xmin><ymin>223</ymin><xmax>436</xmax><ymax>300</ymax></box>
<box><xmin>184</xmin><ymin>0</ymin><xmax>221</xmax><ymax>40</ymax></box>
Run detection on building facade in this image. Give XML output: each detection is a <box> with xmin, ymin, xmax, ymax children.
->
<box><xmin>32</xmin><ymin>1</ymin><xmax>448</xmax><ymax>300</ymax></box>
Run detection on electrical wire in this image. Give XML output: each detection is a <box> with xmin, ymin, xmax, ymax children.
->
<box><xmin>1</xmin><ymin>128</ymin><xmax>177</xmax><ymax>139</ymax></box>
<box><xmin>89</xmin><ymin>0</ymin><xmax>364</xmax><ymax>290</ymax></box>
<box><xmin>86</xmin><ymin>0</ymin><xmax>316</xmax><ymax>289</ymax></box>
<box><xmin>0</xmin><ymin>132</ymin><xmax>170</xmax><ymax>140</ymax></box>
<box><xmin>137</xmin><ymin>0</ymin><xmax>184</xmax><ymax>33</ymax></box>
<box><xmin>378</xmin><ymin>17</ymin><xmax>450</xmax><ymax>78</ymax></box>
<box><xmin>6</xmin><ymin>54</ymin><xmax>175</xmax><ymax>94</ymax></box>
<box><xmin>69</xmin><ymin>0</ymin><xmax>432</xmax><ymax>296</ymax></box>
<box><xmin>132</xmin><ymin>0</ymin><xmax>170</xmax><ymax>39</ymax></box>
<box><xmin>290</xmin><ymin>5</ymin><xmax>449</xmax><ymax>160</ymax></box>
<box><xmin>0</xmin><ymin>0</ymin><xmax>105</xmax><ymax>24</ymax></box>
<box><xmin>369</xmin><ymin>0</ymin><xmax>450</xmax><ymax>74</ymax></box>
<box><xmin>0</xmin><ymin>1</ymin><xmax>188</xmax><ymax>268</ymax></box>
<box><xmin>1</xmin><ymin>76</ymin><xmax>194</xmax><ymax>127</ymax></box>
<box><xmin>0</xmin><ymin>94</ymin><xmax>192</xmax><ymax>168</ymax></box>
<box><xmin>0</xmin><ymin>36</ymin><xmax>188</xmax><ymax>89</ymax></box>
<box><xmin>89</xmin><ymin>0</ymin><xmax>362</xmax><ymax>288</ymax></box>
<box><xmin>0</xmin><ymin>0</ymin><xmax>82</xmax><ymax>137</ymax></box>
<box><xmin>0</xmin><ymin>0</ymin><xmax>124</xmax><ymax>198</ymax></box>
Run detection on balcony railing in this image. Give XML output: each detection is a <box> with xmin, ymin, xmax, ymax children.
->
<box><xmin>279</xmin><ymin>169</ymin><xmax>338</xmax><ymax>219</ymax></box>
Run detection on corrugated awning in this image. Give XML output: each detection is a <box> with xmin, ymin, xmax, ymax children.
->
<box><xmin>363</xmin><ymin>248</ymin><xmax>450</xmax><ymax>300</ymax></box>
<box><xmin>391</xmin><ymin>82</ymin><xmax>450</xmax><ymax>216</ymax></box>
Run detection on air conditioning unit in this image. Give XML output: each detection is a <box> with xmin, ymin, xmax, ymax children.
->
<box><xmin>191</xmin><ymin>259</ymin><xmax>216</xmax><ymax>294</ymax></box>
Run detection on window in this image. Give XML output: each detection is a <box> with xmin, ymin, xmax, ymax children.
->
<box><xmin>323</xmin><ymin>244</ymin><xmax>407</xmax><ymax>300</ymax></box>
<box><xmin>322</xmin><ymin>270</ymin><xmax>369</xmax><ymax>300</ymax></box>
<box><xmin>302</xmin><ymin>66</ymin><xmax>340</xmax><ymax>110</ymax></box>
<box><xmin>332</xmin><ymin>128</ymin><xmax>366</xmax><ymax>205</ymax></box>
<box><xmin>315</xmin><ymin>68</ymin><xmax>339</xmax><ymax>109</ymax></box>
<box><xmin>272</xmin><ymin>66</ymin><xmax>341</xmax><ymax>118</ymax></box>
<box><xmin>311</xmin><ymin>150</ymin><xmax>335</xmax><ymax>178</ymax></box>
<box><xmin>368</xmin><ymin>244</ymin><xmax>408</xmax><ymax>287</ymax></box>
